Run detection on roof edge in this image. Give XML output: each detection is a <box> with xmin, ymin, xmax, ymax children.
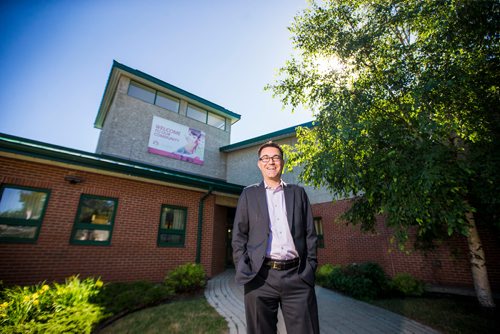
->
<box><xmin>0</xmin><ymin>132</ymin><xmax>243</xmax><ymax>195</ymax></box>
<box><xmin>94</xmin><ymin>60</ymin><xmax>241</xmax><ymax>129</ymax></box>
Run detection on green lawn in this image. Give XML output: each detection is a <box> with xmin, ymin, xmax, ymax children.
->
<box><xmin>94</xmin><ymin>286</ymin><xmax>499</xmax><ymax>334</ymax></box>
<box><xmin>97</xmin><ymin>294</ymin><xmax>228</xmax><ymax>334</ymax></box>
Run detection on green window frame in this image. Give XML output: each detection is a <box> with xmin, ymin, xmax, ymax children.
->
<box><xmin>70</xmin><ymin>194</ymin><xmax>118</xmax><ymax>246</ymax></box>
<box><xmin>0</xmin><ymin>184</ymin><xmax>50</xmax><ymax>243</ymax></box>
<box><xmin>158</xmin><ymin>205</ymin><xmax>187</xmax><ymax>247</ymax></box>
<box><xmin>314</xmin><ymin>217</ymin><xmax>324</xmax><ymax>248</ymax></box>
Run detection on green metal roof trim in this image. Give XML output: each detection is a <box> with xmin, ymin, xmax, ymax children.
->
<box><xmin>95</xmin><ymin>60</ymin><xmax>241</xmax><ymax>128</ymax></box>
<box><xmin>220</xmin><ymin>121</ymin><xmax>315</xmax><ymax>152</ymax></box>
<box><xmin>0</xmin><ymin>133</ymin><xmax>244</xmax><ymax>195</ymax></box>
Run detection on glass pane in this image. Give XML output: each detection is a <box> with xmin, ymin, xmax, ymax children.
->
<box><xmin>128</xmin><ymin>81</ymin><xmax>155</xmax><ymax>104</ymax></box>
<box><xmin>155</xmin><ymin>92</ymin><xmax>179</xmax><ymax>112</ymax></box>
<box><xmin>314</xmin><ymin>219</ymin><xmax>323</xmax><ymax>235</ymax></box>
<box><xmin>161</xmin><ymin>207</ymin><xmax>186</xmax><ymax>230</ymax></box>
<box><xmin>207</xmin><ymin>113</ymin><xmax>226</xmax><ymax>130</ymax></box>
<box><xmin>0</xmin><ymin>224</ymin><xmax>37</xmax><ymax>238</ymax></box>
<box><xmin>74</xmin><ymin>229</ymin><xmax>110</xmax><ymax>241</ymax></box>
<box><xmin>77</xmin><ymin>197</ymin><xmax>115</xmax><ymax>225</ymax></box>
<box><xmin>0</xmin><ymin>188</ymin><xmax>48</xmax><ymax>220</ymax></box>
<box><xmin>159</xmin><ymin>233</ymin><xmax>183</xmax><ymax>244</ymax></box>
<box><xmin>187</xmin><ymin>105</ymin><xmax>207</xmax><ymax>123</ymax></box>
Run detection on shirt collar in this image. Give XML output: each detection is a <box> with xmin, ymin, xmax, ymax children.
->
<box><xmin>264</xmin><ymin>179</ymin><xmax>287</xmax><ymax>190</ymax></box>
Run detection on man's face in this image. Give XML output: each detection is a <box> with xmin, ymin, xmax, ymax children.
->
<box><xmin>258</xmin><ymin>146</ymin><xmax>284</xmax><ymax>182</ymax></box>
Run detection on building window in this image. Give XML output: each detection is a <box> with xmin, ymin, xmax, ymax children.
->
<box><xmin>314</xmin><ymin>217</ymin><xmax>324</xmax><ymax>248</ymax></box>
<box><xmin>207</xmin><ymin>112</ymin><xmax>226</xmax><ymax>130</ymax></box>
<box><xmin>70</xmin><ymin>194</ymin><xmax>117</xmax><ymax>245</ymax></box>
<box><xmin>128</xmin><ymin>81</ymin><xmax>228</xmax><ymax>130</ymax></box>
<box><xmin>186</xmin><ymin>104</ymin><xmax>207</xmax><ymax>123</ymax></box>
<box><xmin>156</xmin><ymin>91</ymin><xmax>180</xmax><ymax>113</ymax></box>
<box><xmin>188</xmin><ymin>104</ymin><xmax>228</xmax><ymax>130</ymax></box>
<box><xmin>158</xmin><ymin>205</ymin><xmax>187</xmax><ymax>247</ymax></box>
<box><xmin>0</xmin><ymin>185</ymin><xmax>50</xmax><ymax>243</ymax></box>
<box><xmin>128</xmin><ymin>81</ymin><xmax>155</xmax><ymax>104</ymax></box>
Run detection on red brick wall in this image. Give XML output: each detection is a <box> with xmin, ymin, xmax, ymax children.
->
<box><xmin>0</xmin><ymin>156</ymin><xmax>221</xmax><ymax>285</ymax></box>
<box><xmin>313</xmin><ymin>200</ymin><xmax>500</xmax><ymax>293</ymax></box>
<box><xmin>2</xmin><ymin>155</ymin><xmax>498</xmax><ymax>293</ymax></box>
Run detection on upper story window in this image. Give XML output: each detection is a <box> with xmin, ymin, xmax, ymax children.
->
<box><xmin>128</xmin><ymin>81</ymin><xmax>179</xmax><ymax>113</ymax></box>
<box><xmin>70</xmin><ymin>194</ymin><xmax>118</xmax><ymax>246</ymax></box>
<box><xmin>128</xmin><ymin>81</ymin><xmax>155</xmax><ymax>104</ymax></box>
<box><xmin>208</xmin><ymin>112</ymin><xmax>226</xmax><ymax>130</ymax></box>
<box><xmin>187</xmin><ymin>104</ymin><xmax>226</xmax><ymax>130</ymax></box>
<box><xmin>156</xmin><ymin>91</ymin><xmax>180</xmax><ymax>112</ymax></box>
<box><xmin>0</xmin><ymin>185</ymin><xmax>50</xmax><ymax>243</ymax></box>
<box><xmin>128</xmin><ymin>80</ymin><xmax>228</xmax><ymax>130</ymax></box>
<box><xmin>187</xmin><ymin>104</ymin><xmax>207</xmax><ymax>123</ymax></box>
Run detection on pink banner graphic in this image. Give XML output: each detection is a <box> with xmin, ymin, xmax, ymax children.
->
<box><xmin>148</xmin><ymin>116</ymin><xmax>205</xmax><ymax>165</ymax></box>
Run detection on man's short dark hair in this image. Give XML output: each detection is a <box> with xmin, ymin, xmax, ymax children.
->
<box><xmin>258</xmin><ymin>141</ymin><xmax>283</xmax><ymax>157</ymax></box>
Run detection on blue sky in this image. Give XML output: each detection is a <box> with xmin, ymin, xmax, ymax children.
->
<box><xmin>0</xmin><ymin>0</ymin><xmax>313</xmax><ymax>152</ymax></box>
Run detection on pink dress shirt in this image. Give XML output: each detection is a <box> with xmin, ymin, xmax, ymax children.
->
<box><xmin>264</xmin><ymin>180</ymin><xmax>299</xmax><ymax>260</ymax></box>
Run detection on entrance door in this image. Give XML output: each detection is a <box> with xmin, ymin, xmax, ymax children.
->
<box><xmin>225</xmin><ymin>207</ymin><xmax>236</xmax><ymax>267</ymax></box>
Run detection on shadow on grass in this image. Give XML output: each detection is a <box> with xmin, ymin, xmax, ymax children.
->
<box><xmin>91</xmin><ymin>281</ymin><xmax>175</xmax><ymax>331</ymax></box>
<box><xmin>369</xmin><ymin>293</ymin><xmax>499</xmax><ymax>334</ymax></box>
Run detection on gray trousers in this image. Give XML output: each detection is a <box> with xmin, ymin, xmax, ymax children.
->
<box><xmin>244</xmin><ymin>265</ymin><xmax>319</xmax><ymax>334</ymax></box>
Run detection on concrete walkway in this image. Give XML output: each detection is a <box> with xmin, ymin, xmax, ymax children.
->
<box><xmin>205</xmin><ymin>269</ymin><xmax>440</xmax><ymax>334</ymax></box>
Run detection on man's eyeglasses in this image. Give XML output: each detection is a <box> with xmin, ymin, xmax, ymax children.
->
<box><xmin>259</xmin><ymin>155</ymin><xmax>282</xmax><ymax>163</ymax></box>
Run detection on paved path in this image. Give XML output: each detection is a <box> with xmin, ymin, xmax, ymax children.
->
<box><xmin>205</xmin><ymin>269</ymin><xmax>440</xmax><ymax>334</ymax></box>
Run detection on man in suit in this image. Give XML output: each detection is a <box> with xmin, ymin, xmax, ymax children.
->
<box><xmin>232</xmin><ymin>141</ymin><xmax>320</xmax><ymax>334</ymax></box>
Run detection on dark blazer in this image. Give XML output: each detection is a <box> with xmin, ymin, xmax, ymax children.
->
<box><xmin>232</xmin><ymin>181</ymin><xmax>318</xmax><ymax>286</ymax></box>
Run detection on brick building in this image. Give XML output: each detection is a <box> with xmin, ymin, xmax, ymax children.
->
<box><xmin>1</xmin><ymin>61</ymin><xmax>498</xmax><ymax>293</ymax></box>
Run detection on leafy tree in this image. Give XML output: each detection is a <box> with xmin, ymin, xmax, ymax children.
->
<box><xmin>269</xmin><ymin>0</ymin><xmax>499</xmax><ymax>307</ymax></box>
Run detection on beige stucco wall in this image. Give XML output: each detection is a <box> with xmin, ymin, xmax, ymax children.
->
<box><xmin>96</xmin><ymin>76</ymin><xmax>231</xmax><ymax>180</ymax></box>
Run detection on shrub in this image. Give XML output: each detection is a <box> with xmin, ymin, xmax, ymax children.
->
<box><xmin>390</xmin><ymin>273</ymin><xmax>425</xmax><ymax>297</ymax></box>
<box><xmin>325</xmin><ymin>262</ymin><xmax>390</xmax><ymax>300</ymax></box>
<box><xmin>0</xmin><ymin>276</ymin><xmax>105</xmax><ymax>334</ymax></box>
<box><xmin>316</xmin><ymin>264</ymin><xmax>340</xmax><ymax>287</ymax></box>
<box><xmin>164</xmin><ymin>263</ymin><xmax>206</xmax><ymax>293</ymax></box>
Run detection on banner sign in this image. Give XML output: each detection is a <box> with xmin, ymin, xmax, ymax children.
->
<box><xmin>148</xmin><ymin>116</ymin><xmax>205</xmax><ymax>165</ymax></box>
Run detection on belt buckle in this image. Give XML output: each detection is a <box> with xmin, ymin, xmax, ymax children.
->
<box><xmin>271</xmin><ymin>261</ymin><xmax>281</xmax><ymax>270</ymax></box>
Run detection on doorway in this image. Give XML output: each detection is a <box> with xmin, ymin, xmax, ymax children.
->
<box><xmin>225</xmin><ymin>207</ymin><xmax>236</xmax><ymax>267</ymax></box>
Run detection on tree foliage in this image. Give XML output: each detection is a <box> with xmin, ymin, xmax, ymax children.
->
<box><xmin>269</xmin><ymin>0</ymin><xmax>500</xmax><ymax>248</ymax></box>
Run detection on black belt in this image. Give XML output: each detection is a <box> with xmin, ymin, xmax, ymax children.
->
<box><xmin>264</xmin><ymin>257</ymin><xmax>299</xmax><ymax>271</ymax></box>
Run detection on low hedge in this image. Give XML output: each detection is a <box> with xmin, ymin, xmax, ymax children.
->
<box><xmin>389</xmin><ymin>272</ymin><xmax>425</xmax><ymax>297</ymax></box>
<box><xmin>316</xmin><ymin>262</ymin><xmax>425</xmax><ymax>300</ymax></box>
<box><xmin>164</xmin><ymin>263</ymin><xmax>206</xmax><ymax>293</ymax></box>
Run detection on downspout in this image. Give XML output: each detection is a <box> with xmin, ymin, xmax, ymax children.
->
<box><xmin>196</xmin><ymin>187</ymin><xmax>213</xmax><ymax>264</ymax></box>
